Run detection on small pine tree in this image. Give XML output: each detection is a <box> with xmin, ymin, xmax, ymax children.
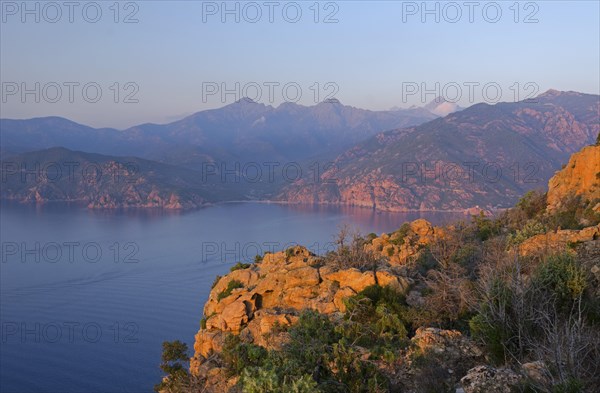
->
<box><xmin>154</xmin><ymin>340</ymin><xmax>190</xmax><ymax>392</ymax></box>
<box><xmin>160</xmin><ymin>340</ymin><xmax>188</xmax><ymax>375</ymax></box>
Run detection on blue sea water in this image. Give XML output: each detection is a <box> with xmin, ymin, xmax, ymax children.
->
<box><xmin>0</xmin><ymin>202</ymin><xmax>462</xmax><ymax>393</ymax></box>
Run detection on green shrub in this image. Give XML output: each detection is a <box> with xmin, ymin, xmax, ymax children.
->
<box><xmin>217</xmin><ymin>279</ymin><xmax>244</xmax><ymax>301</ymax></box>
<box><xmin>285</xmin><ymin>310</ymin><xmax>339</xmax><ymax>369</ymax></box>
<box><xmin>340</xmin><ymin>285</ymin><xmax>410</xmax><ymax>351</ymax></box>
<box><xmin>472</xmin><ymin>252</ymin><xmax>596</xmax><ymax>372</ymax></box>
<box><xmin>200</xmin><ymin>312</ymin><xmax>216</xmax><ymax>330</ymax></box>
<box><xmin>329</xmin><ymin>341</ymin><xmax>389</xmax><ymax>392</ymax></box>
<box><xmin>507</xmin><ymin>220</ymin><xmax>546</xmax><ymax>245</ymax></box>
<box><xmin>159</xmin><ymin>340</ymin><xmax>188</xmax><ymax>374</ymax></box>
<box><xmin>452</xmin><ymin>242</ymin><xmax>479</xmax><ymax>267</ymax></box>
<box><xmin>545</xmin><ymin>195</ymin><xmax>590</xmax><ymax>230</ymax></box>
<box><xmin>516</xmin><ymin>190</ymin><xmax>547</xmax><ymax>220</ymax></box>
<box><xmin>552</xmin><ymin>378</ymin><xmax>584</xmax><ymax>393</ymax></box>
<box><xmin>468</xmin><ymin>313</ymin><xmax>507</xmax><ymax>364</ymax></box>
<box><xmin>469</xmin><ymin>275</ymin><xmax>519</xmax><ymax>364</ymax></box>
<box><xmin>154</xmin><ymin>340</ymin><xmax>190</xmax><ymax>392</ymax></box>
<box><xmin>221</xmin><ymin>334</ymin><xmax>268</xmax><ymax>375</ymax></box>
<box><xmin>471</xmin><ymin>211</ymin><xmax>500</xmax><ymax>241</ymax></box>
<box><xmin>230</xmin><ymin>262</ymin><xmax>251</xmax><ymax>272</ymax></box>
<box><xmin>389</xmin><ymin>223</ymin><xmax>411</xmax><ymax>246</ymax></box>
<box><xmin>533</xmin><ymin>253</ymin><xmax>586</xmax><ymax>306</ymax></box>
<box><xmin>253</xmin><ymin>310</ymin><xmax>339</xmax><ymax>389</ymax></box>
<box><xmin>240</xmin><ymin>368</ymin><xmax>318</xmax><ymax>393</ymax></box>
<box><xmin>241</xmin><ymin>367</ymin><xmax>279</xmax><ymax>393</ymax></box>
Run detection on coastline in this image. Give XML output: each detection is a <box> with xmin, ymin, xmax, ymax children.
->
<box><xmin>1</xmin><ymin>197</ymin><xmax>508</xmax><ymax>215</ymax></box>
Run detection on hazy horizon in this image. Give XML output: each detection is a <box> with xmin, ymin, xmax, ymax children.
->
<box><xmin>2</xmin><ymin>0</ymin><xmax>599</xmax><ymax>128</ymax></box>
<box><xmin>1</xmin><ymin>87</ymin><xmax>593</xmax><ymax>130</ymax></box>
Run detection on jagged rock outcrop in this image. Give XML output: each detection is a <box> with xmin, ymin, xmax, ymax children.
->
<box><xmin>547</xmin><ymin>144</ymin><xmax>600</xmax><ymax>212</ymax></box>
<box><xmin>410</xmin><ymin>327</ymin><xmax>483</xmax><ymax>360</ymax></box>
<box><xmin>185</xmin><ymin>142</ymin><xmax>600</xmax><ymax>391</ymax></box>
<box><xmin>518</xmin><ymin>224</ymin><xmax>600</xmax><ymax>257</ymax></box>
<box><xmin>191</xmin><ymin>246</ymin><xmax>412</xmax><ymax>374</ymax></box>
<box><xmin>391</xmin><ymin>328</ymin><xmax>485</xmax><ymax>392</ymax></box>
<box><xmin>188</xmin><ymin>222</ymin><xmax>498</xmax><ymax>392</ymax></box>
<box><xmin>187</xmin><ymin>209</ymin><xmax>600</xmax><ymax>391</ymax></box>
<box><xmin>367</xmin><ymin>219</ymin><xmax>437</xmax><ymax>264</ymax></box>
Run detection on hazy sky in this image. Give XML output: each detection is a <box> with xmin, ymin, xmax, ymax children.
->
<box><xmin>1</xmin><ymin>0</ymin><xmax>599</xmax><ymax>128</ymax></box>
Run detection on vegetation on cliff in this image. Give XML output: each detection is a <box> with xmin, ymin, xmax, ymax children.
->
<box><xmin>157</xmin><ymin>144</ymin><xmax>600</xmax><ymax>392</ymax></box>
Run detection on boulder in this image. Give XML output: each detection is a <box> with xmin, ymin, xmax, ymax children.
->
<box><xmin>460</xmin><ymin>365</ymin><xmax>521</xmax><ymax>393</ymax></box>
<box><xmin>376</xmin><ymin>270</ymin><xmax>411</xmax><ymax>293</ymax></box>
<box><xmin>333</xmin><ymin>287</ymin><xmax>357</xmax><ymax>312</ymax></box>
<box><xmin>323</xmin><ymin>269</ymin><xmax>376</xmax><ymax>292</ymax></box>
<box><xmin>412</xmin><ymin>327</ymin><xmax>482</xmax><ymax>357</ymax></box>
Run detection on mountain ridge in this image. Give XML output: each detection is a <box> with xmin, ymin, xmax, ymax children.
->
<box><xmin>1</xmin><ymin>99</ymin><xmax>438</xmax><ymax>165</ymax></box>
<box><xmin>277</xmin><ymin>90</ymin><xmax>600</xmax><ymax>212</ymax></box>
<box><xmin>2</xmin><ymin>90</ymin><xmax>598</xmax><ymax>211</ymax></box>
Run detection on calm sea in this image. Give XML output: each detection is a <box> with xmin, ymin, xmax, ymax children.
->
<box><xmin>0</xmin><ymin>202</ymin><xmax>463</xmax><ymax>393</ymax></box>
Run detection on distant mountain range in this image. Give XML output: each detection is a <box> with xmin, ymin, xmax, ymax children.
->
<box><xmin>1</xmin><ymin>90</ymin><xmax>598</xmax><ymax>210</ymax></box>
<box><xmin>278</xmin><ymin>90</ymin><xmax>600</xmax><ymax>211</ymax></box>
<box><xmin>0</xmin><ymin>98</ymin><xmax>438</xmax><ymax>168</ymax></box>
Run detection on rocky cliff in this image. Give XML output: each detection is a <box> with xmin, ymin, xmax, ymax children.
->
<box><xmin>190</xmin><ymin>246</ymin><xmax>412</xmax><ymax>371</ymax></box>
<box><xmin>174</xmin><ymin>144</ymin><xmax>600</xmax><ymax>393</ymax></box>
<box><xmin>546</xmin><ymin>144</ymin><xmax>600</xmax><ymax>212</ymax></box>
<box><xmin>190</xmin><ymin>219</ymin><xmax>439</xmax><ymax>369</ymax></box>
<box><xmin>185</xmin><ymin>222</ymin><xmax>599</xmax><ymax>391</ymax></box>
<box><xmin>0</xmin><ymin>147</ymin><xmax>241</xmax><ymax>209</ymax></box>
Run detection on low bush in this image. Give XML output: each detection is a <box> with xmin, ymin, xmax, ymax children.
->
<box><xmin>340</xmin><ymin>285</ymin><xmax>411</xmax><ymax>350</ymax></box>
<box><xmin>221</xmin><ymin>334</ymin><xmax>268</xmax><ymax>375</ymax></box>
<box><xmin>230</xmin><ymin>262</ymin><xmax>251</xmax><ymax>272</ymax></box>
<box><xmin>507</xmin><ymin>220</ymin><xmax>546</xmax><ymax>245</ymax></box>
<box><xmin>471</xmin><ymin>211</ymin><xmax>501</xmax><ymax>241</ymax></box>
<box><xmin>389</xmin><ymin>222</ymin><xmax>411</xmax><ymax>246</ymax></box>
<box><xmin>240</xmin><ymin>367</ymin><xmax>318</xmax><ymax>393</ymax></box>
<box><xmin>217</xmin><ymin>279</ymin><xmax>244</xmax><ymax>301</ymax></box>
<box><xmin>533</xmin><ymin>253</ymin><xmax>587</xmax><ymax>311</ymax></box>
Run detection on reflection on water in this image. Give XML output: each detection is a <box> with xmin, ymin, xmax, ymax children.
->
<box><xmin>2</xmin><ymin>200</ymin><xmax>467</xmax><ymax>229</ymax></box>
<box><xmin>282</xmin><ymin>203</ymin><xmax>466</xmax><ymax>229</ymax></box>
